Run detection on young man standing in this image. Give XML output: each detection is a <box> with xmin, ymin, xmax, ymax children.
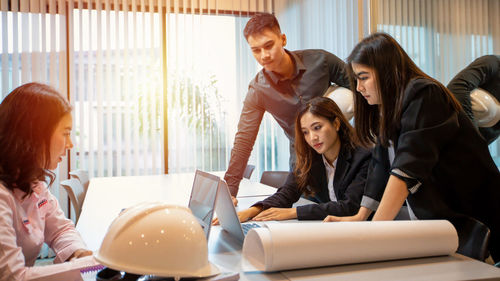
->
<box><xmin>224</xmin><ymin>13</ymin><xmax>349</xmax><ymax>203</ymax></box>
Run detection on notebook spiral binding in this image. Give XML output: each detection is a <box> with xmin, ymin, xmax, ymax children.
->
<box><xmin>80</xmin><ymin>264</ymin><xmax>105</xmax><ymax>274</ymax></box>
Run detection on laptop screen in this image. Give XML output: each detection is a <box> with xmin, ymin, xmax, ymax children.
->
<box><xmin>188</xmin><ymin>170</ymin><xmax>219</xmax><ymax>239</ymax></box>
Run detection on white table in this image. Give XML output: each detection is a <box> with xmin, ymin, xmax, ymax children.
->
<box><xmin>77</xmin><ymin>173</ymin><xmax>288</xmax><ymax>280</ymax></box>
<box><xmin>77</xmin><ymin>173</ymin><xmax>500</xmax><ymax>281</ymax></box>
<box><xmin>77</xmin><ymin>173</ymin><xmax>277</xmax><ymax>251</ymax></box>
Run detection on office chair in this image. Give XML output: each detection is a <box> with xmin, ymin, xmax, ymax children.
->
<box><xmin>69</xmin><ymin>169</ymin><xmax>90</xmax><ymax>193</ymax></box>
<box><xmin>61</xmin><ymin>178</ymin><xmax>86</xmax><ymax>223</ymax></box>
<box><xmin>452</xmin><ymin>216</ymin><xmax>491</xmax><ymax>261</ymax></box>
<box><xmin>259</xmin><ymin>171</ymin><xmax>289</xmax><ymax>189</ymax></box>
<box><xmin>243</xmin><ymin>165</ymin><xmax>255</xmax><ymax>179</ymax></box>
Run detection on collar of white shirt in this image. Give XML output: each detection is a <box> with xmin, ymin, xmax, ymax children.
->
<box><xmin>322</xmin><ymin>154</ymin><xmax>338</xmax><ymax>201</ymax></box>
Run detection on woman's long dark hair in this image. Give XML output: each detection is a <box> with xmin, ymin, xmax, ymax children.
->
<box><xmin>0</xmin><ymin>83</ymin><xmax>71</xmax><ymax>196</ymax></box>
<box><xmin>347</xmin><ymin>33</ymin><xmax>461</xmax><ymax>147</ymax></box>
<box><xmin>294</xmin><ymin>97</ymin><xmax>358</xmax><ymax>195</ymax></box>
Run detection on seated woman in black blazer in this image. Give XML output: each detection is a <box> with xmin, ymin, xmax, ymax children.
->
<box><xmin>236</xmin><ymin>97</ymin><xmax>371</xmax><ymax>222</ymax></box>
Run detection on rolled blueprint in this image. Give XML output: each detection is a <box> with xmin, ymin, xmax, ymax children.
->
<box><xmin>242</xmin><ymin>220</ymin><xmax>458</xmax><ymax>272</ymax></box>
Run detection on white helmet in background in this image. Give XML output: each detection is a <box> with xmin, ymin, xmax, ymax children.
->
<box><xmin>324</xmin><ymin>85</ymin><xmax>354</xmax><ymax>121</ymax></box>
<box><xmin>470</xmin><ymin>88</ymin><xmax>500</xmax><ymax>127</ymax></box>
<box><xmin>95</xmin><ymin>203</ymin><xmax>219</xmax><ymax>279</ymax></box>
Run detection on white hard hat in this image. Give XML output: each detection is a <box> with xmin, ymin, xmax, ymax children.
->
<box><xmin>95</xmin><ymin>203</ymin><xmax>219</xmax><ymax>279</ymax></box>
<box><xmin>470</xmin><ymin>88</ymin><xmax>500</xmax><ymax>127</ymax></box>
<box><xmin>324</xmin><ymin>85</ymin><xmax>354</xmax><ymax>121</ymax></box>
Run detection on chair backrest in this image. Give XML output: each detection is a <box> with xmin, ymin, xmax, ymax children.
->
<box><xmin>61</xmin><ymin>178</ymin><xmax>86</xmax><ymax>223</ymax></box>
<box><xmin>453</xmin><ymin>216</ymin><xmax>491</xmax><ymax>261</ymax></box>
<box><xmin>259</xmin><ymin>171</ymin><xmax>289</xmax><ymax>188</ymax></box>
<box><xmin>69</xmin><ymin>169</ymin><xmax>89</xmax><ymax>193</ymax></box>
<box><xmin>243</xmin><ymin>165</ymin><xmax>255</xmax><ymax>179</ymax></box>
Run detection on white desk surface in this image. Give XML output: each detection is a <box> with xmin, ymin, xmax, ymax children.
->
<box><xmin>77</xmin><ymin>173</ymin><xmax>500</xmax><ymax>281</ymax></box>
<box><xmin>77</xmin><ymin>173</ymin><xmax>277</xmax><ymax>250</ymax></box>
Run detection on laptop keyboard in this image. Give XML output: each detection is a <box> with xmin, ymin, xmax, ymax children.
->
<box><xmin>242</xmin><ymin>222</ymin><xmax>261</xmax><ymax>235</ymax></box>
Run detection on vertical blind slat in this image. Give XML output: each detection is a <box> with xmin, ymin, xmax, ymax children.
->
<box><xmin>494</xmin><ymin>0</ymin><xmax>500</xmax><ymax>54</ymax></box>
<box><xmin>104</xmin><ymin>0</ymin><xmax>113</xmax><ymax>176</ymax></box>
<box><xmin>58</xmin><ymin>0</ymin><xmax>66</xmax><ymax>96</ymax></box>
<box><xmin>123</xmin><ymin>0</ymin><xmax>131</xmax><ymax>175</ymax></box>
<box><xmin>12</xmin><ymin>0</ymin><xmax>19</xmax><ymax>87</ymax></box>
<box><xmin>48</xmin><ymin>0</ymin><xmax>56</xmax><ymax>90</ymax></box>
<box><xmin>20</xmin><ymin>0</ymin><xmax>29</xmax><ymax>84</ymax></box>
<box><xmin>68</xmin><ymin>0</ymin><xmax>76</xmax><ymax>172</ymax></box>
<box><xmin>87</xmin><ymin>0</ymin><xmax>95</xmax><ymax>177</ymax></box>
<box><xmin>30</xmin><ymin>1</ymin><xmax>40</xmax><ymax>82</ymax></box>
<box><xmin>77</xmin><ymin>0</ymin><xmax>85</xmax><ymax>173</ymax></box>
<box><xmin>159</xmin><ymin>0</ymin><xmax>165</xmax><ymax>173</ymax></box>
<box><xmin>1</xmin><ymin>0</ymin><xmax>8</xmax><ymax>97</ymax></box>
<box><xmin>140</xmin><ymin>0</ymin><xmax>147</xmax><ymax>174</ymax></box>
<box><xmin>131</xmin><ymin>0</ymin><xmax>139</xmax><ymax>175</ymax></box>
<box><xmin>148</xmin><ymin>0</ymin><xmax>156</xmax><ymax>174</ymax></box>
<box><xmin>114</xmin><ymin>0</ymin><xmax>122</xmax><ymax>176</ymax></box>
<box><xmin>40</xmin><ymin>0</ymin><xmax>47</xmax><ymax>83</ymax></box>
<box><xmin>96</xmin><ymin>0</ymin><xmax>104</xmax><ymax>177</ymax></box>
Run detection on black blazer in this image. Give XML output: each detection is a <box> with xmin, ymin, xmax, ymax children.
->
<box><xmin>253</xmin><ymin>145</ymin><xmax>371</xmax><ymax>220</ymax></box>
<box><xmin>363</xmin><ymin>78</ymin><xmax>500</xmax><ymax>259</ymax></box>
<box><xmin>447</xmin><ymin>55</ymin><xmax>500</xmax><ymax>144</ymax></box>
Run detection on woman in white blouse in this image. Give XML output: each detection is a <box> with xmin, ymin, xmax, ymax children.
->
<box><xmin>0</xmin><ymin>83</ymin><xmax>92</xmax><ymax>280</ymax></box>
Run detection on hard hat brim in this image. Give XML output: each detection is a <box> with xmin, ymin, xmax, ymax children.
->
<box><xmin>95</xmin><ymin>251</ymin><xmax>220</xmax><ymax>278</ymax></box>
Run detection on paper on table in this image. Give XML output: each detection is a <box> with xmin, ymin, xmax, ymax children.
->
<box><xmin>241</xmin><ymin>220</ymin><xmax>458</xmax><ymax>272</ymax></box>
<box><xmin>30</xmin><ymin>255</ymin><xmax>100</xmax><ymax>281</ymax></box>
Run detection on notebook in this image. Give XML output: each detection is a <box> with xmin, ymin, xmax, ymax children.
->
<box><xmin>188</xmin><ymin>170</ymin><xmax>221</xmax><ymax>240</ymax></box>
<box><xmin>215</xmin><ymin>179</ymin><xmax>264</xmax><ymax>243</ymax></box>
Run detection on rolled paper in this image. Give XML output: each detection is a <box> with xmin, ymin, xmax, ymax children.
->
<box><xmin>242</xmin><ymin>220</ymin><xmax>458</xmax><ymax>272</ymax></box>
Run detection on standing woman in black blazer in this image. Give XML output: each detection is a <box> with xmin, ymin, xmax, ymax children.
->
<box><xmin>235</xmin><ymin>97</ymin><xmax>371</xmax><ymax>222</ymax></box>
<box><xmin>325</xmin><ymin>33</ymin><xmax>500</xmax><ymax>262</ymax></box>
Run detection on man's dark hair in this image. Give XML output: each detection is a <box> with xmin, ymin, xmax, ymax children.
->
<box><xmin>243</xmin><ymin>12</ymin><xmax>281</xmax><ymax>40</ymax></box>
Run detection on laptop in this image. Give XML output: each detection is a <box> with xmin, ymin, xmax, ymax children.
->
<box><xmin>187</xmin><ymin>170</ymin><xmax>221</xmax><ymax>240</ymax></box>
<box><xmin>215</xmin><ymin>179</ymin><xmax>264</xmax><ymax>243</ymax></box>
